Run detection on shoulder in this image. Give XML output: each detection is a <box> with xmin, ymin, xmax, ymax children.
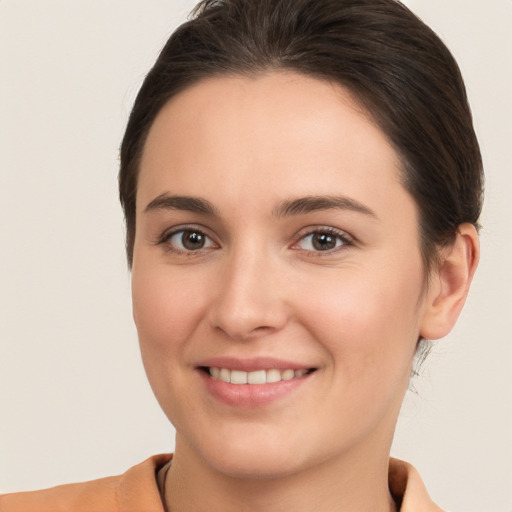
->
<box><xmin>389</xmin><ymin>458</ymin><xmax>446</xmax><ymax>512</ymax></box>
<box><xmin>0</xmin><ymin>454</ymin><xmax>171</xmax><ymax>512</ymax></box>
<box><xmin>1</xmin><ymin>455</ymin><xmax>446</xmax><ymax>512</ymax></box>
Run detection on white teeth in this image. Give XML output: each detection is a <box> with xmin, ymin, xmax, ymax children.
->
<box><xmin>266</xmin><ymin>368</ymin><xmax>282</xmax><ymax>383</ymax></box>
<box><xmin>248</xmin><ymin>370</ymin><xmax>266</xmax><ymax>384</ymax></box>
<box><xmin>281</xmin><ymin>369</ymin><xmax>295</xmax><ymax>381</ymax></box>
<box><xmin>208</xmin><ymin>367</ymin><xmax>311</xmax><ymax>384</ymax></box>
<box><xmin>230</xmin><ymin>370</ymin><xmax>248</xmax><ymax>384</ymax></box>
<box><xmin>219</xmin><ymin>368</ymin><xmax>231</xmax><ymax>383</ymax></box>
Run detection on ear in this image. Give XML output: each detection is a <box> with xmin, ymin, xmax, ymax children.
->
<box><xmin>420</xmin><ymin>223</ymin><xmax>480</xmax><ymax>340</ymax></box>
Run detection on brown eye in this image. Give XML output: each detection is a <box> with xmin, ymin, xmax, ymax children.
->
<box><xmin>311</xmin><ymin>233</ymin><xmax>337</xmax><ymax>251</ymax></box>
<box><xmin>182</xmin><ymin>231</ymin><xmax>206</xmax><ymax>250</ymax></box>
<box><xmin>296</xmin><ymin>230</ymin><xmax>350</xmax><ymax>252</ymax></box>
<box><xmin>167</xmin><ymin>229</ymin><xmax>215</xmax><ymax>252</ymax></box>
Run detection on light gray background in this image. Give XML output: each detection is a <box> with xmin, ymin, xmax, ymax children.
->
<box><xmin>0</xmin><ymin>1</ymin><xmax>511</xmax><ymax>510</ymax></box>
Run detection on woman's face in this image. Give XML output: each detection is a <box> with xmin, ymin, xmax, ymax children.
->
<box><xmin>132</xmin><ymin>72</ymin><xmax>434</xmax><ymax>478</ymax></box>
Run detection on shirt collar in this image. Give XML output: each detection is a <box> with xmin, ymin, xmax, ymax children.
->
<box><xmin>389</xmin><ymin>458</ymin><xmax>445</xmax><ymax>511</ymax></box>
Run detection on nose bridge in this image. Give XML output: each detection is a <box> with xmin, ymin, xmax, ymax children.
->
<box><xmin>210</xmin><ymin>238</ymin><xmax>287</xmax><ymax>340</ymax></box>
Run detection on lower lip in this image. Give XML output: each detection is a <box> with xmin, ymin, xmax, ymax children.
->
<box><xmin>198</xmin><ymin>370</ymin><xmax>312</xmax><ymax>408</ymax></box>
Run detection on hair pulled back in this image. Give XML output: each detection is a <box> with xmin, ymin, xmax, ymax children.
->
<box><xmin>119</xmin><ymin>0</ymin><xmax>483</xmax><ymax>269</ymax></box>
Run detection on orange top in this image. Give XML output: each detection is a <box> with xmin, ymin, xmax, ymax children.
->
<box><xmin>0</xmin><ymin>454</ymin><xmax>444</xmax><ymax>512</ymax></box>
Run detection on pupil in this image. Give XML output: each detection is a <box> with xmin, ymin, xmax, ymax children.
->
<box><xmin>183</xmin><ymin>231</ymin><xmax>204</xmax><ymax>250</ymax></box>
<box><xmin>313</xmin><ymin>233</ymin><xmax>336</xmax><ymax>251</ymax></box>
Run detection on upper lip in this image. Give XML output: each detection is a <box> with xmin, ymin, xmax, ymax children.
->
<box><xmin>196</xmin><ymin>356</ymin><xmax>315</xmax><ymax>372</ymax></box>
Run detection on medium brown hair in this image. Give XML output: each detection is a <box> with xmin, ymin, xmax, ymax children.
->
<box><xmin>119</xmin><ymin>0</ymin><xmax>483</xmax><ymax>269</ymax></box>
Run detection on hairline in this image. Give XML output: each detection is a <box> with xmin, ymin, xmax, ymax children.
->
<box><xmin>125</xmin><ymin>66</ymin><xmax>446</xmax><ymax>276</ymax></box>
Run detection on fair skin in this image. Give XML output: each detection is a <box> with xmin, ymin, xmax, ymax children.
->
<box><xmin>131</xmin><ymin>72</ymin><xmax>478</xmax><ymax>512</ymax></box>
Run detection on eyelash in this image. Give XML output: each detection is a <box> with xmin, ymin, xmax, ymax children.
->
<box><xmin>157</xmin><ymin>225</ymin><xmax>216</xmax><ymax>256</ymax></box>
<box><xmin>292</xmin><ymin>226</ymin><xmax>354</xmax><ymax>256</ymax></box>
<box><xmin>156</xmin><ymin>225</ymin><xmax>354</xmax><ymax>256</ymax></box>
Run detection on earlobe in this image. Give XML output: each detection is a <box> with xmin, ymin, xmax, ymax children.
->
<box><xmin>420</xmin><ymin>224</ymin><xmax>480</xmax><ymax>340</ymax></box>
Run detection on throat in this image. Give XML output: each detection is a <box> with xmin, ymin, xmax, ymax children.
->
<box><xmin>162</xmin><ymin>443</ymin><xmax>399</xmax><ymax>512</ymax></box>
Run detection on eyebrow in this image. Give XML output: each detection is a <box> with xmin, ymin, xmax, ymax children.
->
<box><xmin>273</xmin><ymin>195</ymin><xmax>377</xmax><ymax>218</ymax></box>
<box><xmin>144</xmin><ymin>193</ymin><xmax>218</xmax><ymax>215</ymax></box>
<box><xmin>144</xmin><ymin>193</ymin><xmax>377</xmax><ymax>219</ymax></box>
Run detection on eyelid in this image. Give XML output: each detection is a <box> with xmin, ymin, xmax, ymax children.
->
<box><xmin>156</xmin><ymin>224</ymin><xmax>219</xmax><ymax>254</ymax></box>
<box><xmin>154</xmin><ymin>223</ymin><xmax>353</xmax><ymax>256</ymax></box>
<box><xmin>291</xmin><ymin>225</ymin><xmax>355</xmax><ymax>254</ymax></box>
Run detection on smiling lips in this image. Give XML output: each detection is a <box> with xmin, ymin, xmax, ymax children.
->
<box><xmin>208</xmin><ymin>367</ymin><xmax>311</xmax><ymax>384</ymax></box>
<box><xmin>198</xmin><ymin>361</ymin><xmax>316</xmax><ymax>407</ymax></box>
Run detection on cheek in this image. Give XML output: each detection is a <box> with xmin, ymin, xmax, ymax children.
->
<box><xmin>295</xmin><ymin>266</ymin><xmax>423</xmax><ymax>383</ymax></box>
<box><xmin>131</xmin><ymin>266</ymin><xmax>210</xmax><ymax>422</ymax></box>
<box><xmin>132</xmin><ymin>266</ymin><xmax>207</xmax><ymax>352</ymax></box>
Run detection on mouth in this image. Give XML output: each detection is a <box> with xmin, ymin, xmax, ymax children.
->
<box><xmin>199</xmin><ymin>366</ymin><xmax>316</xmax><ymax>385</ymax></box>
<box><xmin>196</xmin><ymin>357</ymin><xmax>318</xmax><ymax>407</ymax></box>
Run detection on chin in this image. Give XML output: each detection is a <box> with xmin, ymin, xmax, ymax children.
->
<box><xmin>207</xmin><ymin>447</ymin><xmax>306</xmax><ymax>480</ymax></box>
<box><xmin>182</xmin><ymin>425</ymin><xmax>314</xmax><ymax>480</ymax></box>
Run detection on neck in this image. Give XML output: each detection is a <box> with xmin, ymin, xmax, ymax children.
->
<box><xmin>164</xmin><ymin>437</ymin><xmax>398</xmax><ymax>512</ymax></box>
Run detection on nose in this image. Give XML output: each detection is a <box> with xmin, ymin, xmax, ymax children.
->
<box><xmin>208</xmin><ymin>247</ymin><xmax>289</xmax><ymax>341</ymax></box>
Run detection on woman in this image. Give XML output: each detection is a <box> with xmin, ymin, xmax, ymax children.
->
<box><xmin>0</xmin><ymin>0</ymin><xmax>483</xmax><ymax>510</ymax></box>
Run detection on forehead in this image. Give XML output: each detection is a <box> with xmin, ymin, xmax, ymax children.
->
<box><xmin>137</xmin><ymin>71</ymin><xmax>409</xmax><ymax>220</ymax></box>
